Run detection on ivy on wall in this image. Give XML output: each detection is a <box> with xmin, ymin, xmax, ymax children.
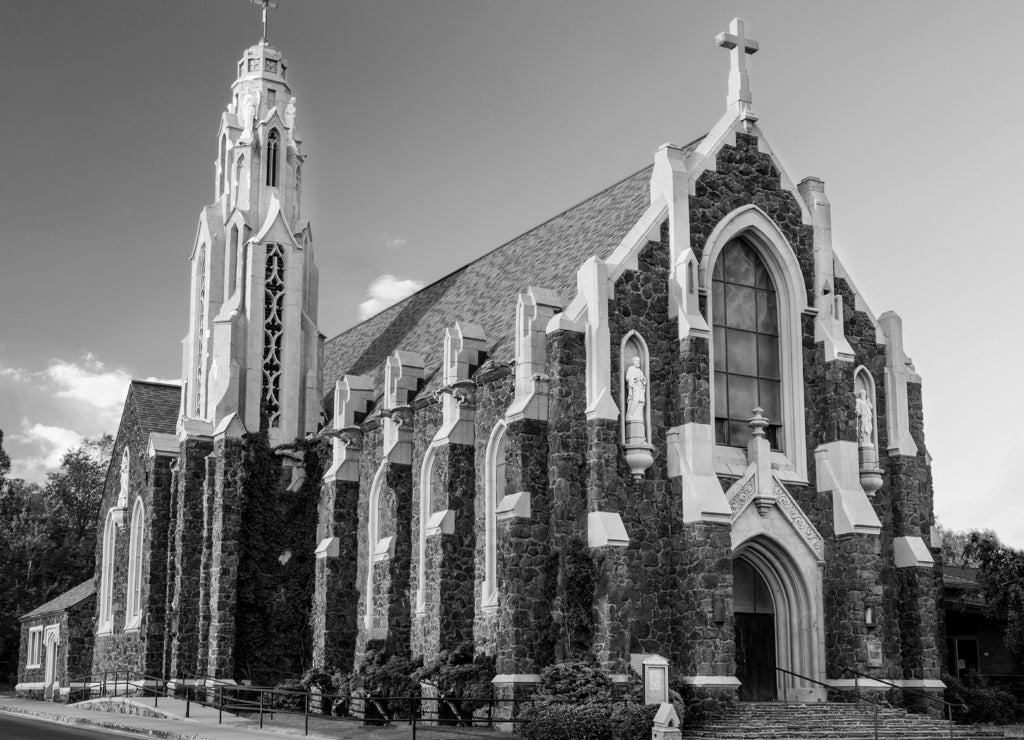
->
<box><xmin>234</xmin><ymin>433</ymin><xmax>323</xmax><ymax>684</ymax></box>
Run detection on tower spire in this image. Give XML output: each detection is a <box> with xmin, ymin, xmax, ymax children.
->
<box><xmin>251</xmin><ymin>0</ymin><xmax>279</xmax><ymax>42</ymax></box>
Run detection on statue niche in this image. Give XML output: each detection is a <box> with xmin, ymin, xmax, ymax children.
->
<box><xmin>621</xmin><ymin>333</ymin><xmax>654</xmax><ymax>481</ymax></box>
<box><xmin>854</xmin><ymin>367</ymin><xmax>883</xmax><ymax>496</ymax></box>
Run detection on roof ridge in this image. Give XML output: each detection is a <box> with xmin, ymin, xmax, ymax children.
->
<box><xmin>130</xmin><ymin>379</ymin><xmax>181</xmax><ymax>389</ymax></box>
<box><xmin>326</xmin><ymin>162</ymin><xmax>659</xmax><ymax>346</ymax></box>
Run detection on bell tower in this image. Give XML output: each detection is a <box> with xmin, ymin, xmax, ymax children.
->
<box><xmin>179</xmin><ymin>24</ymin><xmax>320</xmax><ymax>446</ymax></box>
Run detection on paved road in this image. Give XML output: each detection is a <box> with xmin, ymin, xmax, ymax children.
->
<box><xmin>0</xmin><ymin>712</ymin><xmax>148</xmax><ymax>739</ymax></box>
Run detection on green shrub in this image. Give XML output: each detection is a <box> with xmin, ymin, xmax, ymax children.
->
<box><xmin>345</xmin><ymin>650</ymin><xmax>422</xmax><ymax>720</ymax></box>
<box><xmin>269</xmin><ymin>678</ymin><xmax>307</xmax><ymax>712</ymax></box>
<box><xmin>611</xmin><ymin>703</ymin><xmax>660</xmax><ymax>740</ymax></box>
<box><xmin>413</xmin><ymin>641</ymin><xmax>495</xmax><ymax>721</ymax></box>
<box><xmin>535</xmin><ymin>660</ymin><xmax>614</xmax><ymax>703</ymax></box>
<box><xmin>671</xmin><ymin>680</ymin><xmax>733</xmax><ymax>726</ymax></box>
<box><xmin>520</xmin><ymin>701</ymin><xmax>614</xmax><ymax>740</ymax></box>
<box><xmin>944</xmin><ymin>672</ymin><xmax>1017</xmax><ymax>725</ymax></box>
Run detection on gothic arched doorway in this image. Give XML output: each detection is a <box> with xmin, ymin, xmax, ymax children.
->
<box><xmin>732</xmin><ymin>535</ymin><xmax>825</xmax><ymax>702</ymax></box>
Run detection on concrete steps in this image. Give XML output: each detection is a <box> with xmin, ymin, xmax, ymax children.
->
<box><xmin>681</xmin><ymin>702</ymin><xmax>1005</xmax><ymax>740</ymax></box>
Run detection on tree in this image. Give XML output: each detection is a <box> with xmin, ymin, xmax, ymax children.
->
<box><xmin>966</xmin><ymin>531</ymin><xmax>1024</xmax><ymax>655</ymax></box>
<box><xmin>0</xmin><ymin>430</ymin><xmax>11</xmax><ymax>481</ymax></box>
<box><xmin>0</xmin><ymin>435</ymin><xmax>112</xmax><ymax>685</ymax></box>
<box><xmin>937</xmin><ymin>523</ymin><xmax>998</xmax><ymax>568</ymax></box>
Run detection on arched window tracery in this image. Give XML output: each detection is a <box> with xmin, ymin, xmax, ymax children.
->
<box><xmin>266</xmin><ymin>129</ymin><xmax>280</xmax><ymax>187</ymax></box>
<box><xmin>98</xmin><ymin>512</ymin><xmax>116</xmax><ymax>633</ymax></box>
<box><xmin>712</xmin><ymin>239</ymin><xmax>783</xmax><ymax>450</ymax></box>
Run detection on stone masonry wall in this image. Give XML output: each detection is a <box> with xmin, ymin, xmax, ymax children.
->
<box><xmin>312</xmin><ymin>475</ymin><xmax>361</xmax><ymax>670</ymax></box>
<box><xmin>169</xmin><ymin>437</ymin><xmax>213</xmax><ymax>679</ymax></box>
<box><xmin>472</xmin><ymin>368</ymin><xmax>513</xmax><ymax>655</ymax></box>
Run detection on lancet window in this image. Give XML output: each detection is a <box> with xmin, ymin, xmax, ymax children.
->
<box><xmin>712</xmin><ymin>239</ymin><xmax>783</xmax><ymax>450</ymax></box>
<box><xmin>98</xmin><ymin>512</ymin><xmax>116</xmax><ymax>633</ymax></box>
<box><xmin>194</xmin><ymin>247</ymin><xmax>207</xmax><ymax>418</ymax></box>
<box><xmin>483</xmin><ymin>422</ymin><xmax>507</xmax><ymax>607</ymax></box>
<box><xmin>124</xmin><ymin>497</ymin><xmax>145</xmax><ymax>629</ymax></box>
<box><xmin>261</xmin><ymin>244</ymin><xmax>285</xmax><ymax>429</ymax></box>
<box><xmin>266</xmin><ymin>129</ymin><xmax>280</xmax><ymax>187</ymax></box>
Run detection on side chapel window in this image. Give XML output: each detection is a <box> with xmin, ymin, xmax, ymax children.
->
<box><xmin>98</xmin><ymin>512</ymin><xmax>116</xmax><ymax>633</ymax></box>
<box><xmin>713</xmin><ymin>239</ymin><xmax>783</xmax><ymax>450</ymax></box>
<box><xmin>483</xmin><ymin>422</ymin><xmax>507</xmax><ymax>607</ymax></box>
<box><xmin>125</xmin><ymin>497</ymin><xmax>145</xmax><ymax>629</ymax></box>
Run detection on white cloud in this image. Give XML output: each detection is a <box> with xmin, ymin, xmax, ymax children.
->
<box><xmin>0</xmin><ymin>364</ymin><xmax>32</xmax><ymax>382</ymax></box>
<box><xmin>43</xmin><ymin>354</ymin><xmax>131</xmax><ymax>423</ymax></box>
<box><xmin>358</xmin><ymin>274</ymin><xmax>424</xmax><ymax>320</ymax></box>
<box><xmin>383</xmin><ymin>233</ymin><xmax>409</xmax><ymax>249</ymax></box>
<box><xmin>14</xmin><ymin>420</ymin><xmax>84</xmax><ymax>468</ymax></box>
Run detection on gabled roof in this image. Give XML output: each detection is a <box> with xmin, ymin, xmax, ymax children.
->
<box><xmin>128</xmin><ymin>380</ymin><xmax>181</xmax><ymax>436</ymax></box>
<box><xmin>322</xmin><ymin>156</ymin><xmax>697</xmax><ymax>400</ymax></box>
<box><xmin>20</xmin><ymin>578</ymin><xmax>95</xmax><ymax>620</ymax></box>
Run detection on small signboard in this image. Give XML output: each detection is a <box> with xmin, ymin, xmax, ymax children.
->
<box><xmin>642</xmin><ymin>654</ymin><xmax>670</xmax><ymax>705</ymax></box>
<box><xmin>866</xmin><ymin>636</ymin><xmax>883</xmax><ymax>668</ymax></box>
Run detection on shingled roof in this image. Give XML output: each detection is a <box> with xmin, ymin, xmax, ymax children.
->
<box><xmin>128</xmin><ymin>380</ymin><xmax>181</xmax><ymax>435</ymax></box>
<box><xmin>20</xmin><ymin>578</ymin><xmax>95</xmax><ymax>620</ymax></box>
<box><xmin>322</xmin><ymin>153</ymin><xmax>698</xmax><ymax>401</ymax></box>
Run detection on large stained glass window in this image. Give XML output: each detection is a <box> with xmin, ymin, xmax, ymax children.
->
<box><xmin>712</xmin><ymin>239</ymin><xmax>783</xmax><ymax>450</ymax></box>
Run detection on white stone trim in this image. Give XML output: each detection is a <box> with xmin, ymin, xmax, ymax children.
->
<box><xmin>700</xmin><ymin>204</ymin><xmax>809</xmax><ymax>482</ymax></box>
<box><xmin>667</xmin><ymin>423</ymin><xmax>731</xmax><ymax>524</ymax></box>
<box><xmin>383</xmin><ymin>351</ymin><xmax>423</xmax><ymax>465</ymax></box>
<box><xmin>506</xmin><ymin>288</ymin><xmax>560</xmax><ymax>423</ymax></box>
<box><xmin>826</xmin><ymin>678</ymin><xmax>946</xmax><ymax>690</ymax></box>
<box><xmin>587</xmin><ymin>511</ymin><xmax>630</xmax><ymax>548</ymax></box>
<box><xmin>728</xmin><ymin>473</ymin><xmax>825</xmax><ymax>563</ymax></box>
<box><xmin>678</xmin><ymin>676</ymin><xmax>742</xmax><ymax>687</ymax></box>
<box><xmin>578</xmin><ymin>257</ymin><xmax>618</xmax><ymax>422</ymax></box>
<box><xmin>879</xmin><ymin>311</ymin><xmax>920</xmax><ymax>457</ymax></box>
<box><xmin>482</xmin><ymin>422</ymin><xmax>507</xmax><ymax>608</ymax></box>
<box><xmin>97</xmin><ymin>509</ymin><xmax>116</xmax><ymax>634</ymax></box>
<box><xmin>416</xmin><ymin>444</ymin><xmax>439</xmax><ymax>616</ymax></box>
<box><xmin>324</xmin><ymin>375</ymin><xmax>373</xmax><ymax>483</ymax></box>
<box><xmin>364</xmin><ymin>462</ymin><xmax>387</xmax><ymax>630</ymax></box>
<box><xmin>373</xmin><ymin>535</ymin><xmax>395</xmax><ymax>563</ymax></box>
<box><xmin>894</xmin><ymin>536</ymin><xmax>935</xmax><ymax>568</ymax></box>
<box><xmin>147</xmin><ymin>432</ymin><xmax>179</xmax><ymax>458</ymax></box>
<box><xmin>930</xmin><ymin>525</ymin><xmax>942</xmax><ymax>550</ymax></box>
<box><xmin>492</xmin><ymin>674</ymin><xmax>542</xmax><ymax>684</ymax></box>
<box><xmin>124</xmin><ymin>496</ymin><xmax>146</xmax><ymax>631</ymax></box>
<box><xmin>26</xmin><ymin>625</ymin><xmax>43</xmax><ymax>669</ymax></box>
<box><xmin>815</xmin><ymin>441</ymin><xmax>881</xmax><ymax>536</ymax></box>
<box><xmin>314</xmin><ymin>537</ymin><xmax>339</xmax><ymax>559</ymax></box>
<box><xmin>435</xmin><ymin>322</ymin><xmax>486</xmax><ymax>445</ymax></box>
<box><xmin>425</xmin><ymin>509</ymin><xmax>455</xmax><ymax>537</ymax></box>
<box><xmin>495</xmin><ymin>491</ymin><xmax>531</xmax><ymax>521</ymax></box>
<box><xmin>15</xmin><ymin>682</ymin><xmax>45</xmax><ymax>691</ymax></box>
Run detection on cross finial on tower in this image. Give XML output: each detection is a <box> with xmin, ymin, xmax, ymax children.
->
<box><xmin>716</xmin><ymin>17</ymin><xmax>759</xmax><ymax>115</ymax></box>
<box><xmin>251</xmin><ymin>0</ymin><xmax>279</xmax><ymax>42</ymax></box>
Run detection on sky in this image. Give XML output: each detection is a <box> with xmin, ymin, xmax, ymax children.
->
<box><xmin>0</xmin><ymin>1</ymin><xmax>1021</xmax><ymax>546</ymax></box>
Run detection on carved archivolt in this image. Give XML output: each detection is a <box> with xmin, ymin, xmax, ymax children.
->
<box><xmin>727</xmin><ymin>473</ymin><xmax>824</xmax><ymax>561</ymax></box>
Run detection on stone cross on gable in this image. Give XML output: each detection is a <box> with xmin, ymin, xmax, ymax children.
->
<box><xmin>716</xmin><ymin>17</ymin><xmax>759</xmax><ymax>112</ymax></box>
<box><xmin>251</xmin><ymin>0</ymin><xmax>279</xmax><ymax>42</ymax></box>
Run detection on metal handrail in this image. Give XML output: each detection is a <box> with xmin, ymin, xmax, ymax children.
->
<box><xmin>835</xmin><ymin>663</ymin><xmax>967</xmax><ymax>740</ymax></box>
<box><xmin>775</xmin><ymin>665</ymin><xmax>888</xmax><ymax>740</ymax></box>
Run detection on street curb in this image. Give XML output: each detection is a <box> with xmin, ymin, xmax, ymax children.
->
<box><xmin>0</xmin><ymin>703</ymin><xmax>214</xmax><ymax>739</ymax></box>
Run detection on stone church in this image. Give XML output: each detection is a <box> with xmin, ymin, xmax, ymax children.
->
<box><xmin>25</xmin><ymin>15</ymin><xmax>946</xmax><ymax>708</ymax></box>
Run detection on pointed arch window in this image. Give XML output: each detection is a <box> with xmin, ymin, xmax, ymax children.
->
<box><xmin>364</xmin><ymin>463</ymin><xmax>391</xmax><ymax>631</ymax></box>
<box><xmin>98</xmin><ymin>511</ymin><xmax>116</xmax><ymax>634</ymax></box>
<box><xmin>416</xmin><ymin>445</ymin><xmax>444</xmax><ymax>614</ymax></box>
<box><xmin>483</xmin><ymin>422</ymin><xmax>507</xmax><ymax>609</ymax></box>
<box><xmin>712</xmin><ymin>239</ymin><xmax>783</xmax><ymax>450</ymax></box>
<box><xmin>124</xmin><ymin>497</ymin><xmax>145</xmax><ymax>630</ymax></box>
<box><xmin>266</xmin><ymin>129</ymin><xmax>280</xmax><ymax>187</ymax></box>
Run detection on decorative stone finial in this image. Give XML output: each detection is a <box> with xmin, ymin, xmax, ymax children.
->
<box><xmin>748</xmin><ymin>407</ymin><xmax>769</xmax><ymax>438</ymax></box>
<box><xmin>716</xmin><ymin>17</ymin><xmax>759</xmax><ymax>119</ymax></box>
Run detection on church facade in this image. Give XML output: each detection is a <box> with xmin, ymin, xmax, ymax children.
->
<box><xmin>47</xmin><ymin>16</ymin><xmax>946</xmax><ymax>707</ymax></box>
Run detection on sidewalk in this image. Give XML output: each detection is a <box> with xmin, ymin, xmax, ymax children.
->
<box><xmin>0</xmin><ymin>695</ymin><xmax>510</xmax><ymax>739</ymax></box>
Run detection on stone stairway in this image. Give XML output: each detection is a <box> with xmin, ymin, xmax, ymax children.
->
<box><xmin>681</xmin><ymin>701</ymin><xmax>1007</xmax><ymax>739</ymax></box>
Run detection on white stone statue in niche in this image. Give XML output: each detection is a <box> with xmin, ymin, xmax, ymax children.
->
<box><xmin>855</xmin><ymin>389</ymin><xmax>874</xmax><ymax>447</ymax></box>
<box><xmin>238</xmin><ymin>87</ymin><xmax>261</xmax><ymax>143</ymax></box>
<box><xmin>625</xmin><ymin>356</ymin><xmax>647</xmax><ymax>444</ymax></box>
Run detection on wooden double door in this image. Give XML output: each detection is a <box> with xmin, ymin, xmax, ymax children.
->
<box><xmin>735</xmin><ymin>612</ymin><xmax>777</xmax><ymax>701</ymax></box>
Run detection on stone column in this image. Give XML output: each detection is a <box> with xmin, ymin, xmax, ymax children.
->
<box><xmin>377</xmin><ymin>459</ymin><xmax>414</xmax><ymax>656</ymax></box>
<box><xmin>206</xmin><ymin>435</ymin><xmax>246</xmax><ymax>678</ymax></box>
<box><xmin>195</xmin><ymin>453</ymin><xmax>216</xmax><ymax>678</ymax></box>
<box><xmin>144</xmin><ymin>451</ymin><xmax>175</xmax><ymax>677</ymax></box>
<box><xmin>169</xmin><ymin>437</ymin><xmax>213</xmax><ymax>681</ymax></box>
